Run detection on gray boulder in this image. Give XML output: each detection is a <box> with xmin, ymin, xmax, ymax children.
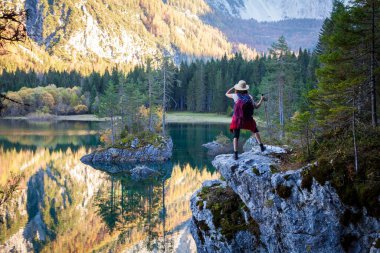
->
<box><xmin>190</xmin><ymin>147</ymin><xmax>380</xmax><ymax>253</ymax></box>
<box><xmin>202</xmin><ymin>141</ymin><xmax>234</xmax><ymax>157</ymax></box>
<box><xmin>190</xmin><ymin>180</ymin><xmax>265</xmax><ymax>253</ymax></box>
<box><xmin>81</xmin><ymin>137</ymin><xmax>173</xmax><ymax>163</ymax></box>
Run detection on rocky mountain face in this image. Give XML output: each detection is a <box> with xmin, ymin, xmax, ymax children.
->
<box><xmin>190</xmin><ymin>146</ymin><xmax>380</xmax><ymax>252</ymax></box>
<box><xmin>202</xmin><ymin>0</ymin><xmax>342</xmax><ymax>51</ymax></box>
<box><xmin>206</xmin><ymin>0</ymin><xmax>340</xmax><ymax>22</ymax></box>
<box><xmin>4</xmin><ymin>0</ymin><xmax>341</xmax><ymax>71</ymax></box>
<box><xmin>5</xmin><ymin>0</ymin><xmax>240</xmax><ymax>72</ymax></box>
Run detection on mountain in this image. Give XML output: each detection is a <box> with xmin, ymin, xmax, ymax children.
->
<box><xmin>206</xmin><ymin>0</ymin><xmax>338</xmax><ymax>22</ymax></box>
<box><xmin>2</xmin><ymin>0</ymin><xmax>248</xmax><ymax>73</ymax></box>
<box><xmin>1</xmin><ymin>0</ymin><xmax>340</xmax><ymax>72</ymax></box>
<box><xmin>202</xmin><ymin>0</ymin><xmax>343</xmax><ymax>51</ymax></box>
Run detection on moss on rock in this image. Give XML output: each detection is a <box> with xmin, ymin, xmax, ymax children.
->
<box><xmin>197</xmin><ymin>185</ymin><xmax>260</xmax><ymax>241</ymax></box>
<box><xmin>276</xmin><ymin>185</ymin><xmax>292</xmax><ymax>199</ymax></box>
<box><xmin>252</xmin><ymin>167</ymin><xmax>260</xmax><ymax>176</ymax></box>
<box><xmin>301</xmin><ymin>170</ymin><xmax>313</xmax><ymax>192</ymax></box>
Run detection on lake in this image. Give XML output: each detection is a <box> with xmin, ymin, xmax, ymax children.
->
<box><xmin>0</xmin><ymin>119</ymin><xmax>250</xmax><ymax>252</ymax></box>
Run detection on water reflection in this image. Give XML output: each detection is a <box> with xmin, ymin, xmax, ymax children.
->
<box><xmin>0</xmin><ymin>119</ymin><xmax>102</xmax><ymax>151</ymax></box>
<box><xmin>0</xmin><ymin>120</ymin><xmax>224</xmax><ymax>252</ymax></box>
<box><xmin>94</xmin><ymin>164</ymin><xmax>170</xmax><ymax>251</ymax></box>
<box><xmin>90</xmin><ymin>161</ymin><xmax>219</xmax><ymax>252</ymax></box>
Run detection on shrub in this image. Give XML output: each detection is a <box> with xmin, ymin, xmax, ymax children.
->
<box><xmin>226</xmin><ymin>106</ymin><xmax>233</xmax><ymax>116</ymax></box>
<box><xmin>215</xmin><ymin>132</ymin><xmax>230</xmax><ymax>146</ymax></box>
<box><xmin>73</xmin><ymin>104</ymin><xmax>88</xmax><ymax>114</ymax></box>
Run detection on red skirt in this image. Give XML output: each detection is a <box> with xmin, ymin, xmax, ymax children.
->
<box><xmin>230</xmin><ymin>116</ymin><xmax>258</xmax><ymax>133</ymax></box>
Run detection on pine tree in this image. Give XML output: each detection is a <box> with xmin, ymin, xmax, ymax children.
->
<box><xmin>350</xmin><ymin>0</ymin><xmax>380</xmax><ymax>127</ymax></box>
<box><xmin>158</xmin><ymin>57</ymin><xmax>177</xmax><ymax>136</ymax></box>
<box><xmin>261</xmin><ymin>36</ymin><xmax>298</xmax><ymax>139</ymax></box>
<box><xmin>97</xmin><ymin>81</ymin><xmax>119</xmax><ymax>145</ymax></box>
<box><xmin>309</xmin><ymin>2</ymin><xmax>365</xmax><ymax>172</ymax></box>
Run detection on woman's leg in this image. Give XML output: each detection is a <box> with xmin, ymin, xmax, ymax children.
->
<box><xmin>233</xmin><ymin>137</ymin><xmax>238</xmax><ymax>152</ymax></box>
<box><xmin>254</xmin><ymin>132</ymin><xmax>262</xmax><ymax>144</ymax></box>
<box><xmin>233</xmin><ymin>129</ymin><xmax>240</xmax><ymax>160</ymax></box>
<box><xmin>253</xmin><ymin>132</ymin><xmax>266</xmax><ymax>152</ymax></box>
<box><xmin>251</xmin><ymin>120</ymin><xmax>264</xmax><ymax>150</ymax></box>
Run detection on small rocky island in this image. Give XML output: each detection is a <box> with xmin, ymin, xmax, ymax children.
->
<box><xmin>81</xmin><ymin>134</ymin><xmax>173</xmax><ymax>164</ymax></box>
<box><xmin>190</xmin><ymin>146</ymin><xmax>380</xmax><ymax>253</ymax></box>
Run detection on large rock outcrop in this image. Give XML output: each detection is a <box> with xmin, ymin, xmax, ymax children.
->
<box><xmin>190</xmin><ymin>146</ymin><xmax>380</xmax><ymax>253</ymax></box>
<box><xmin>80</xmin><ymin>137</ymin><xmax>173</xmax><ymax>164</ymax></box>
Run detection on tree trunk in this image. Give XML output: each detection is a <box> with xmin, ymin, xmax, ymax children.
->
<box><xmin>148</xmin><ymin>76</ymin><xmax>153</xmax><ymax>131</ymax></box>
<box><xmin>353</xmin><ymin>98</ymin><xmax>359</xmax><ymax>173</ymax></box>
<box><xmin>110</xmin><ymin>113</ymin><xmax>115</xmax><ymax>145</ymax></box>
<box><xmin>162</xmin><ymin>67</ymin><xmax>166</xmax><ymax>136</ymax></box>
<box><xmin>279</xmin><ymin>74</ymin><xmax>285</xmax><ymax>139</ymax></box>
<box><xmin>371</xmin><ymin>0</ymin><xmax>378</xmax><ymax>127</ymax></box>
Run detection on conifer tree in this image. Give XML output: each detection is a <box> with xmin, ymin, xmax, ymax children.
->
<box><xmin>158</xmin><ymin>57</ymin><xmax>176</xmax><ymax>136</ymax></box>
<box><xmin>98</xmin><ymin>81</ymin><xmax>119</xmax><ymax>145</ymax></box>
<box><xmin>261</xmin><ymin>36</ymin><xmax>298</xmax><ymax>138</ymax></box>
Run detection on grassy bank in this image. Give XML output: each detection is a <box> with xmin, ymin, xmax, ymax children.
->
<box><xmin>2</xmin><ymin>112</ymin><xmax>263</xmax><ymax>124</ymax></box>
<box><xmin>167</xmin><ymin>112</ymin><xmax>231</xmax><ymax>124</ymax></box>
<box><xmin>2</xmin><ymin>114</ymin><xmax>107</xmax><ymax>122</ymax></box>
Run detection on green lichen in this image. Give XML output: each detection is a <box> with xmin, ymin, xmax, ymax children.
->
<box><xmin>197</xmin><ymin>200</ymin><xmax>204</xmax><ymax>211</ymax></box>
<box><xmin>301</xmin><ymin>170</ymin><xmax>313</xmax><ymax>192</ymax></box>
<box><xmin>117</xmin><ymin>131</ymin><xmax>166</xmax><ymax>149</ymax></box>
<box><xmin>270</xmin><ymin>164</ymin><xmax>279</xmax><ymax>174</ymax></box>
<box><xmin>264</xmin><ymin>199</ymin><xmax>274</xmax><ymax>208</ymax></box>
<box><xmin>252</xmin><ymin>167</ymin><xmax>260</xmax><ymax>176</ymax></box>
<box><xmin>197</xmin><ymin>185</ymin><xmax>260</xmax><ymax>241</ymax></box>
<box><xmin>276</xmin><ymin>185</ymin><xmax>292</xmax><ymax>199</ymax></box>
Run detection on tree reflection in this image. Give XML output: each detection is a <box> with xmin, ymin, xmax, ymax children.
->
<box><xmin>94</xmin><ymin>162</ymin><xmax>174</xmax><ymax>251</ymax></box>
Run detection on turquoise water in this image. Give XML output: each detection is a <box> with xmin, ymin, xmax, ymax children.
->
<box><xmin>0</xmin><ymin>119</ymin><xmax>251</xmax><ymax>252</ymax></box>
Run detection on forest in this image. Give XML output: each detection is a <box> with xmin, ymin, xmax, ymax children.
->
<box><xmin>1</xmin><ymin>39</ymin><xmax>316</xmax><ymax>119</ymax></box>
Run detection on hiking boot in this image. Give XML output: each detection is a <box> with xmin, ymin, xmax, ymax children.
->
<box><xmin>260</xmin><ymin>143</ymin><xmax>266</xmax><ymax>152</ymax></box>
<box><xmin>234</xmin><ymin>151</ymin><xmax>238</xmax><ymax>160</ymax></box>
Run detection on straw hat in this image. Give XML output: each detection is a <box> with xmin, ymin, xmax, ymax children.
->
<box><xmin>234</xmin><ymin>80</ymin><xmax>249</xmax><ymax>91</ymax></box>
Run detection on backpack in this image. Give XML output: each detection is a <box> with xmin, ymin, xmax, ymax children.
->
<box><xmin>242</xmin><ymin>99</ymin><xmax>254</xmax><ymax>118</ymax></box>
<box><xmin>237</xmin><ymin>94</ymin><xmax>254</xmax><ymax>119</ymax></box>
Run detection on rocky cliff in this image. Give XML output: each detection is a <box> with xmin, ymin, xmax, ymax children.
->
<box><xmin>190</xmin><ymin>146</ymin><xmax>380</xmax><ymax>253</ymax></box>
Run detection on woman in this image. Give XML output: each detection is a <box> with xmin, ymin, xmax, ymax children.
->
<box><xmin>226</xmin><ymin>80</ymin><xmax>266</xmax><ymax>160</ymax></box>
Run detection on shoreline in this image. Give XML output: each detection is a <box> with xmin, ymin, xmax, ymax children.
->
<box><xmin>1</xmin><ymin>113</ymin><xmax>264</xmax><ymax>125</ymax></box>
<box><xmin>1</xmin><ymin>112</ymin><xmax>238</xmax><ymax>124</ymax></box>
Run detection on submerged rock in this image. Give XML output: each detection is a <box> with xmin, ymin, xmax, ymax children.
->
<box><xmin>190</xmin><ymin>147</ymin><xmax>380</xmax><ymax>253</ymax></box>
<box><xmin>202</xmin><ymin>141</ymin><xmax>233</xmax><ymax>157</ymax></box>
<box><xmin>130</xmin><ymin>165</ymin><xmax>160</xmax><ymax>181</ymax></box>
<box><xmin>81</xmin><ymin>137</ymin><xmax>173</xmax><ymax>164</ymax></box>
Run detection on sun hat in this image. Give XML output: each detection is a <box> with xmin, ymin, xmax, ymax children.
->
<box><xmin>234</xmin><ymin>80</ymin><xmax>249</xmax><ymax>91</ymax></box>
